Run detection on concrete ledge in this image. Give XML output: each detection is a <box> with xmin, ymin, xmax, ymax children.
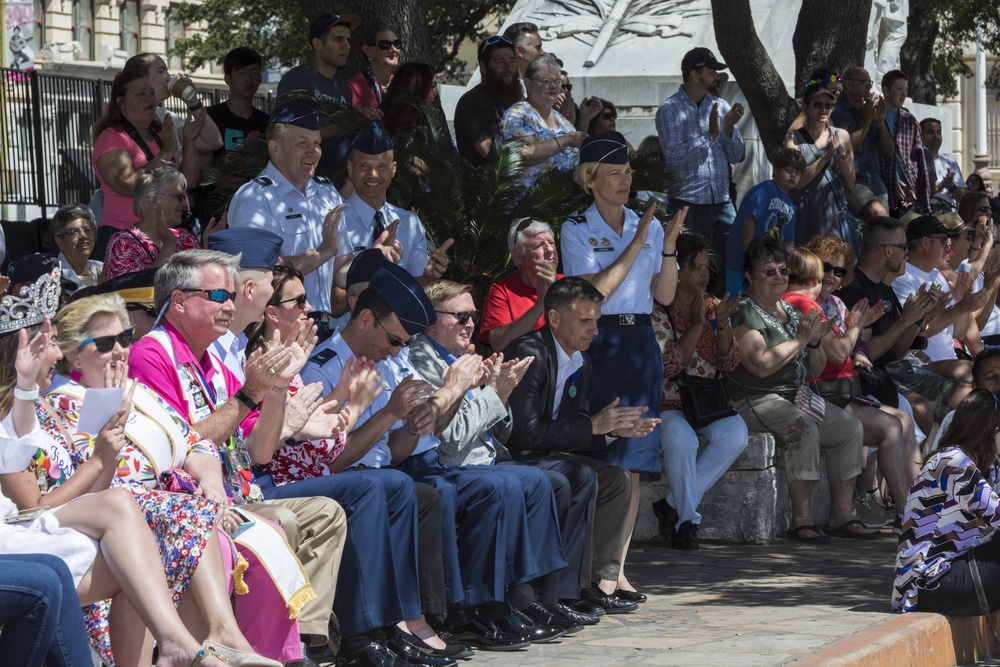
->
<box><xmin>789</xmin><ymin>610</ymin><xmax>1000</xmax><ymax>667</ymax></box>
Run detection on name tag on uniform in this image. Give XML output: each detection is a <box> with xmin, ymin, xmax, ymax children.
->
<box><xmin>643</xmin><ymin>243</ymin><xmax>653</xmax><ymax>249</ymax></box>
<box><xmin>285</xmin><ymin>213</ymin><xmax>303</xmax><ymax>220</ymax></box>
<box><xmin>593</xmin><ymin>247</ymin><xmax>614</xmax><ymax>252</ymax></box>
<box><xmin>352</xmin><ymin>245</ymin><xmax>366</xmax><ymax>252</ymax></box>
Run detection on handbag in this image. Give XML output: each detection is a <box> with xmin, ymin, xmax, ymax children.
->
<box><xmin>664</xmin><ymin>307</ymin><xmax>737</xmax><ymax>430</ymax></box>
<box><xmin>814</xmin><ymin>375</ymin><xmax>863</xmax><ymax>409</ymax></box>
<box><xmin>794</xmin><ymin>384</ymin><xmax>827</xmax><ymax>422</ymax></box>
<box><xmin>855</xmin><ymin>365</ymin><xmax>900</xmax><ymax>408</ymax></box>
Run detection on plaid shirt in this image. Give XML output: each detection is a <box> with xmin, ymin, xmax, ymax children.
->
<box><xmin>879</xmin><ymin>106</ymin><xmax>932</xmax><ymax>214</ymax></box>
<box><xmin>655</xmin><ymin>86</ymin><xmax>744</xmax><ymax>204</ymax></box>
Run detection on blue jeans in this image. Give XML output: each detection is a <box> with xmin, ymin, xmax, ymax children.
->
<box><xmin>667</xmin><ymin>199</ymin><xmax>736</xmax><ymax>261</ymax></box>
<box><xmin>0</xmin><ymin>554</ymin><xmax>92</xmax><ymax>667</ymax></box>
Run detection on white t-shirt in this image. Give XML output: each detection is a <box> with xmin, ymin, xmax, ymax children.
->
<box><xmin>892</xmin><ymin>262</ymin><xmax>956</xmax><ymax>362</ymax></box>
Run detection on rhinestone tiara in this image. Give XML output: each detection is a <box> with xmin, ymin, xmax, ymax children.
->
<box><xmin>0</xmin><ymin>266</ymin><xmax>61</xmax><ymax>335</ymax></box>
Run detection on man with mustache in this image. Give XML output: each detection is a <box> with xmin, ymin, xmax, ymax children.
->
<box><xmin>455</xmin><ymin>35</ymin><xmax>524</xmax><ymax>167</ymax></box>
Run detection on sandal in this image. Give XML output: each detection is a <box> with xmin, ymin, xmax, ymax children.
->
<box><xmin>785</xmin><ymin>524</ymin><xmax>831</xmax><ymax>544</ymax></box>
<box><xmin>202</xmin><ymin>640</ymin><xmax>284</xmax><ymax>667</ymax></box>
<box><xmin>824</xmin><ymin>519</ymin><xmax>880</xmax><ymax>540</ymax></box>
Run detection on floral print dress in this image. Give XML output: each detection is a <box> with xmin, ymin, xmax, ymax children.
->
<box><xmin>34</xmin><ymin>391</ymin><xmax>218</xmax><ymax>666</ymax></box>
<box><xmin>265</xmin><ymin>374</ymin><xmax>347</xmax><ymax>486</ymax></box>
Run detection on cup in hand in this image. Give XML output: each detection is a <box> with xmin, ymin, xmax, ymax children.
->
<box><xmin>168</xmin><ymin>74</ymin><xmax>198</xmax><ymax>103</ymax></box>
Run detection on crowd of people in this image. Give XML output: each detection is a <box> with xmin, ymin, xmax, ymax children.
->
<box><xmin>5</xmin><ymin>10</ymin><xmax>1000</xmax><ymax>667</ymax></box>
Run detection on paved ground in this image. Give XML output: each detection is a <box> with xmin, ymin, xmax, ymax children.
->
<box><xmin>320</xmin><ymin>532</ymin><xmax>900</xmax><ymax>666</ymax></box>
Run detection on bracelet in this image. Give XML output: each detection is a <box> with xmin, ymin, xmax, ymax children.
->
<box><xmin>662</xmin><ymin>251</ymin><xmax>677</xmax><ymax>258</ymax></box>
<box><xmin>14</xmin><ymin>384</ymin><xmax>39</xmax><ymax>401</ymax></box>
<box><xmin>403</xmin><ymin>420</ymin><xmax>420</xmax><ymax>436</ymax></box>
<box><xmin>807</xmin><ymin>340</ymin><xmax>822</xmax><ymax>349</ymax></box>
<box><xmin>555</xmin><ymin>136</ymin><xmax>562</xmax><ymax>150</ymax></box>
<box><xmin>187</xmin><ymin>100</ymin><xmax>204</xmax><ymax>112</ymax></box>
<box><xmin>234</xmin><ymin>389</ymin><xmax>258</xmax><ymax>411</ymax></box>
<box><xmin>716</xmin><ymin>318</ymin><xmax>731</xmax><ymax>330</ymax></box>
<box><xmin>272</xmin><ymin>384</ymin><xmax>291</xmax><ymax>392</ymax></box>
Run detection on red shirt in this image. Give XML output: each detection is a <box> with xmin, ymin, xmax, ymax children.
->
<box><xmin>480</xmin><ymin>271</ymin><xmax>563</xmax><ymax>346</ymax></box>
<box><xmin>782</xmin><ymin>291</ymin><xmax>856</xmax><ymax>381</ymax></box>
<box><xmin>104</xmin><ymin>226</ymin><xmax>199</xmax><ymax>279</ymax></box>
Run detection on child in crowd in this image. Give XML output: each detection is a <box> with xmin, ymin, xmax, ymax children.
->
<box><xmin>725</xmin><ymin>147</ymin><xmax>805</xmax><ymax>296</ymax></box>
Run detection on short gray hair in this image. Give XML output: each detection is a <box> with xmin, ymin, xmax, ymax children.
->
<box><xmin>133</xmin><ymin>164</ymin><xmax>187</xmax><ymax>217</ymax></box>
<box><xmin>51</xmin><ymin>203</ymin><xmax>97</xmax><ymax>239</ymax></box>
<box><xmin>507</xmin><ymin>217</ymin><xmax>554</xmax><ymax>258</ymax></box>
<box><xmin>154</xmin><ymin>249</ymin><xmax>241</xmax><ymax>312</ymax></box>
<box><xmin>525</xmin><ymin>54</ymin><xmax>560</xmax><ymax>81</ymax></box>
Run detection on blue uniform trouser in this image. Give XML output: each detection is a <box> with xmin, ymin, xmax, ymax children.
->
<box><xmin>503</xmin><ymin>460</ymin><xmax>596</xmax><ymax>603</ymax></box>
<box><xmin>258</xmin><ymin>468</ymin><xmax>421</xmax><ymax>637</ymax></box>
<box><xmin>398</xmin><ymin>449</ymin><xmax>566</xmax><ymax>609</ymax></box>
<box><xmin>0</xmin><ymin>554</ymin><xmax>92</xmax><ymax>667</ymax></box>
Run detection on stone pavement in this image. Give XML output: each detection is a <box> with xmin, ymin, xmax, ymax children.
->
<box><xmin>319</xmin><ymin>533</ymin><xmax>907</xmax><ymax>666</ymax></box>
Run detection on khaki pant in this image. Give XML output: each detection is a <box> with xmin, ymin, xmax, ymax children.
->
<box><xmin>732</xmin><ymin>393</ymin><xmax>864</xmax><ymax>483</ymax></box>
<box><xmin>252</xmin><ymin>497</ymin><xmax>347</xmax><ymax>643</ymax></box>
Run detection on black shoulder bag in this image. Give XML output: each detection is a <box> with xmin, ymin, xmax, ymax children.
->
<box><xmin>664</xmin><ymin>306</ymin><xmax>737</xmax><ymax>430</ymax></box>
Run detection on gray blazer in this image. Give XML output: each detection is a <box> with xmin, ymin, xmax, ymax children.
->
<box><xmin>407</xmin><ymin>335</ymin><xmax>513</xmax><ymax>467</ymax></box>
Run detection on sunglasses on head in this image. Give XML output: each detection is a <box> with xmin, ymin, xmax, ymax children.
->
<box><xmin>756</xmin><ymin>267</ymin><xmax>789</xmax><ymax>277</ymax></box>
<box><xmin>435</xmin><ymin>310</ymin><xmax>481</xmax><ymax>325</ymax></box>
<box><xmin>277</xmin><ymin>293</ymin><xmax>308</xmax><ymax>309</ymax></box>
<box><xmin>79</xmin><ymin>328</ymin><xmax>134</xmax><ymax>353</ymax></box>
<box><xmin>822</xmin><ymin>262</ymin><xmax>847</xmax><ymax>278</ymax></box>
<box><xmin>483</xmin><ymin>34</ymin><xmax>512</xmax><ymax>47</ymax></box>
<box><xmin>181</xmin><ymin>288</ymin><xmax>236</xmax><ymax>304</ymax></box>
<box><xmin>369</xmin><ymin>39</ymin><xmax>402</xmax><ymax>50</ymax></box>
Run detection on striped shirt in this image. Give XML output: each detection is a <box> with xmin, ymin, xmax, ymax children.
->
<box><xmin>892</xmin><ymin>446</ymin><xmax>1000</xmax><ymax>612</ymax></box>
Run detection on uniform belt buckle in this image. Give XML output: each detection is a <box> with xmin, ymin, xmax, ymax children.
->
<box><xmin>619</xmin><ymin>314</ymin><xmax>635</xmax><ymax>326</ymax></box>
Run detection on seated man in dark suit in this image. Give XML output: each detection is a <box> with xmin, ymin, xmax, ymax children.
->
<box><xmin>504</xmin><ymin>276</ymin><xmax>659</xmax><ymax>609</ymax></box>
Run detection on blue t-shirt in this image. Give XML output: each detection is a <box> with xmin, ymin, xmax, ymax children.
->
<box><xmin>726</xmin><ymin>180</ymin><xmax>796</xmax><ymax>271</ymax></box>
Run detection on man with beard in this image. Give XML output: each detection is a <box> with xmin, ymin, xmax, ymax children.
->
<box><xmin>921</xmin><ymin>118</ymin><xmax>968</xmax><ymax>212</ymax></box>
<box><xmin>454</xmin><ymin>35</ymin><xmax>523</xmax><ymax>167</ymax></box>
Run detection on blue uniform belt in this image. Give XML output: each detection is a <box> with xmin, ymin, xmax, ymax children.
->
<box><xmin>598</xmin><ymin>314</ymin><xmax>651</xmax><ymax>327</ymax></box>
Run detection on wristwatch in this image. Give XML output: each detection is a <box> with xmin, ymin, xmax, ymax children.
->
<box><xmin>234</xmin><ymin>389</ymin><xmax>258</xmax><ymax>411</ymax></box>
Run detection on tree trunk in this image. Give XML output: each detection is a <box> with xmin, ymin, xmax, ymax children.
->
<box><xmin>900</xmin><ymin>0</ymin><xmax>939</xmax><ymax>103</ymax></box>
<box><xmin>296</xmin><ymin>0</ymin><xmax>434</xmax><ymax>78</ymax></box>
<box><xmin>711</xmin><ymin>0</ymin><xmax>799</xmax><ymax>159</ymax></box>
<box><xmin>792</xmin><ymin>0</ymin><xmax>871</xmax><ymax>88</ymax></box>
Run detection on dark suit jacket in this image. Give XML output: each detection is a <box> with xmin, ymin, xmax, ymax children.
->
<box><xmin>503</xmin><ymin>327</ymin><xmax>606</xmax><ymax>458</ymax></box>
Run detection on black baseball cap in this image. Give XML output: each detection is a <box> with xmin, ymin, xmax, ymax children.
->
<box><xmin>681</xmin><ymin>47</ymin><xmax>727</xmax><ymax>74</ymax></box>
<box><xmin>906</xmin><ymin>215</ymin><xmax>960</xmax><ymax>243</ymax></box>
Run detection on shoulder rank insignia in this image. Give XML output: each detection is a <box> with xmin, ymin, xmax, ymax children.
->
<box><xmin>253</xmin><ymin>176</ymin><xmax>273</xmax><ymax>187</ymax></box>
<box><xmin>309</xmin><ymin>348</ymin><xmax>338</xmax><ymax>367</ymax></box>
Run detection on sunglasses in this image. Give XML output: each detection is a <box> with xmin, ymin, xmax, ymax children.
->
<box><xmin>369</xmin><ymin>39</ymin><xmax>402</xmax><ymax>50</ymax></box>
<box><xmin>126</xmin><ymin>302</ymin><xmax>157</xmax><ymax>317</ymax></box>
<box><xmin>600</xmin><ymin>111</ymin><xmax>616</xmax><ymax>120</ymax></box>
<box><xmin>435</xmin><ymin>310</ymin><xmax>481</xmax><ymax>325</ymax></box>
<box><xmin>756</xmin><ymin>267</ymin><xmax>789</xmax><ymax>277</ymax></box>
<box><xmin>810</xmin><ymin>101</ymin><xmax>835</xmax><ymax>111</ymax></box>
<box><xmin>373</xmin><ymin>313</ymin><xmax>409</xmax><ymax>348</ymax></box>
<box><xmin>277</xmin><ymin>293</ymin><xmax>308</xmax><ymax>309</ymax></box>
<box><xmin>978</xmin><ymin>206</ymin><xmax>993</xmax><ymax>215</ymax></box>
<box><xmin>181</xmin><ymin>288</ymin><xmax>236</xmax><ymax>304</ymax></box>
<box><xmin>483</xmin><ymin>34</ymin><xmax>512</xmax><ymax>47</ymax></box>
<box><xmin>823</xmin><ymin>262</ymin><xmax>847</xmax><ymax>278</ymax></box>
<box><xmin>79</xmin><ymin>328</ymin><xmax>134</xmax><ymax>353</ymax></box>
<box><xmin>561</xmin><ymin>83</ymin><xmax>572</xmax><ymax>92</ymax></box>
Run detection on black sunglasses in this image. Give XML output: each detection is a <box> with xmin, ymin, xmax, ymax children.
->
<box><xmin>600</xmin><ymin>111</ymin><xmax>616</xmax><ymax>120</ymax></box>
<box><xmin>79</xmin><ymin>328</ymin><xmax>134</xmax><ymax>353</ymax></box>
<box><xmin>182</xmin><ymin>288</ymin><xmax>236</xmax><ymax>304</ymax></box>
<box><xmin>369</xmin><ymin>39</ymin><xmax>402</xmax><ymax>50</ymax></box>
<box><xmin>277</xmin><ymin>293</ymin><xmax>308</xmax><ymax>309</ymax></box>
<box><xmin>561</xmin><ymin>83</ymin><xmax>572</xmax><ymax>92</ymax></box>
<box><xmin>756</xmin><ymin>267</ymin><xmax>789</xmax><ymax>277</ymax></box>
<box><xmin>126</xmin><ymin>303</ymin><xmax>157</xmax><ymax>317</ymax></box>
<box><xmin>822</xmin><ymin>262</ymin><xmax>847</xmax><ymax>278</ymax></box>
<box><xmin>373</xmin><ymin>313</ymin><xmax>409</xmax><ymax>348</ymax></box>
<box><xmin>435</xmin><ymin>310</ymin><xmax>481</xmax><ymax>325</ymax></box>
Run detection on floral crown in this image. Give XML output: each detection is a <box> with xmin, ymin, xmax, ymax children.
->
<box><xmin>803</xmin><ymin>73</ymin><xmax>843</xmax><ymax>89</ymax></box>
<box><xmin>0</xmin><ymin>266</ymin><xmax>61</xmax><ymax>335</ymax></box>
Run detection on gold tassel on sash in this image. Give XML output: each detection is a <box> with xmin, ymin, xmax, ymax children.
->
<box><xmin>232</xmin><ymin>553</ymin><xmax>250</xmax><ymax>596</ymax></box>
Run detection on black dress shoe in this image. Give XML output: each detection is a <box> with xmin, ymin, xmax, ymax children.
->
<box><xmin>673</xmin><ymin>521</ymin><xmax>700</xmax><ymax>550</ymax></box>
<box><xmin>652</xmin><ymin>498</ymin><xmax>679</xmax><ymax>545</ymax></box>
<box><xmin>449</xmin><ymin>618</ymin><xmax>530</xmax><ymax>651</ymax></box>
<box><xmin>547</xmin><ymin>602</ymin><xmax>600</xmax><ymax>627</ymax></box>
<box><xmin>403</xmin><ymin>631</ymin><xmax>474</xmax><ymax>659</ymax></box>
<box><xmin>580</xmin><ymin>587</ymin><xmax>638</xmax><ymax>614</ymax></box>
<box><xmin>336</xmin><ymin>638</ymin><xmax>398</xmax><ymax>667</ymax></box>
<box><xmin>496</xmin><ymin>610</ymin><xmax>565</xmax><ymax>643</ymax></box>
<box><xmin>562</xmin><ymin>598</ymin><xmax>605</xmax><ymax>617</ymax></box>
<box><xmin>615</xmin><ymin>589</ymin><xmax>648</xmax><ymax>603</ymax></box>
<box><xmin>523</xmin><ymin>602</ymin><xmax>584</xmax><ymax>634</ymax></box>
<box><xmin>384</xmin><ymin>634</ymin><xmax>457</xmax><ymax>667</ymax></box>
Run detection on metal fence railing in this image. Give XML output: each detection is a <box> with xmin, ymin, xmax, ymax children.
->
<box><xmin>1</xmin><ymin>67</ymin><xmax>271</xmax><ymax>216</ymax></box>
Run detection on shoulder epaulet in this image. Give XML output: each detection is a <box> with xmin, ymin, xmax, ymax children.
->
<box><xmin>309</xmin><ymin>348</ymin><xmax>338</xmax><ymax>367</ymax></box>
<box><xmin>313</xmin><ymin>175</ymin><xmax>332</xmax><ymax>184</ymax></box>
<box><xmin>568</xmin><ymin>212</ymin><xmax>587</xmax><ymax>224</ymax></box>
<box><xmin>253</xmin><ymin>176</ymin><xmax>273</xmax><ymax>187</ymax></box>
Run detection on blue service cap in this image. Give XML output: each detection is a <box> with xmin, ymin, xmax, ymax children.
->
<box><xmin>9</xmin><ymin>253</ymin><xmax>58</xmax><ymax>286</ymax></box>
<box><xmin>579</xmin><ymin>131</ymin><xmax>630</xmax><ymax>165</ymax></box>
<box><xmin>346</xmin><ymin>248</ymin><xmax>387</xmax><ymax>289</ymax></box>
<box><xmin>207</xmin><ymin>228</ymin><xmax>284</xmax><ymax>270</ymax></box>
<box><xmin>367</xmin><ymin>260</ymin><xmax>436</xmax><ymax>335</ymax></box>
<box><xmin>268</xmin><ymin>99</ymin><xmax>320</xmax><ymax>130</ymax></box>
<box><xmin>351</xmin><ymin>120</ymin><xmax>394</xmax><ymax>155</ymax></box>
